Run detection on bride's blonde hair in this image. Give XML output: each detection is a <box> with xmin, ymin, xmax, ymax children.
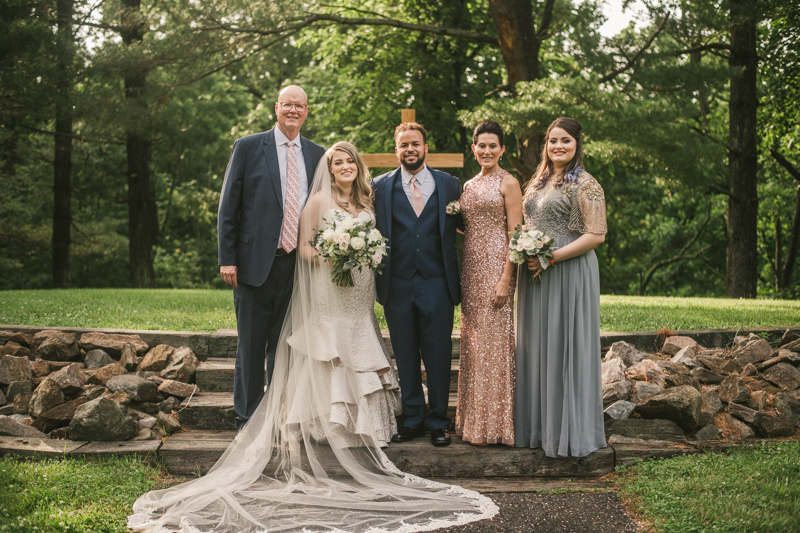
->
<box><xmin>328</xmin><ymin>141</ymin><xmax>374</xmax><ymax>213</ymax></box>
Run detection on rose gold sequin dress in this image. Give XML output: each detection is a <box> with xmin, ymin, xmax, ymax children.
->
<box><xmin>456</xmin><ymin>170</ymin><xmax>516</xmax><ymax>445</ymax></box>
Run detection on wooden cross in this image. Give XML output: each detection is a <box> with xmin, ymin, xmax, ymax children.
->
<box><xmin>361</xmin><ymin>109</ymin><xmax>464</xmax><ymax>168</ymax></box>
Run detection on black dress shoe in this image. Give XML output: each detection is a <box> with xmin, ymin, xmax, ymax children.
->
<box><xmin>430</xmin><ymin>428</ymin><xmax>451</xmax><ymax>446</ymax></box>
<box><xmin>391</xmin><ymin>426</ymin><xmax>426</xmax><ymax>443</ymax></box>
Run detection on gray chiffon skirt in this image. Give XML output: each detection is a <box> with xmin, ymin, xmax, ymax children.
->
<box><xmin>514</xmin><ymin>235</ymin><xmax>607</xmax><ymax>457</ymax></box>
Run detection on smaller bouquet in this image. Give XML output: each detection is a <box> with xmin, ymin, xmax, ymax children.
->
<box><xmin>508</xmin><ymin>225</ymin><xmax>555</xmax><ymax>283</ymax></box>
<box><xmin>445</xmin><ymin>200</ymin><xmax>461</xmax><ymax>215</ymax></box>
<box><xmin>311</xmin><ymin>211</ymin><xmax>389</xmax><ymax>287</ymax></box>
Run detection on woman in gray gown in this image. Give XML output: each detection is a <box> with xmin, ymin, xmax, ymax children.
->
<box><xmin>515</xmin><ymin>117</ymin><xmax>607</xmax><ymax>458</ymax></box>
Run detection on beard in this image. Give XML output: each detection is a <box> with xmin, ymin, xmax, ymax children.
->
<box><xmin>400</xmin><ymin>152</ymin><xmax>425</xmax><ymax>172</ymax></box>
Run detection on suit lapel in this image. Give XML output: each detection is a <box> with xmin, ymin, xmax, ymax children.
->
<box><xmin>262</xmin><ymin>129</ymin><xmax>283</xmax><ymax>209</ymax></box>
<box><xmin>432</xmin><ymin>169</ymin><xmax>447</xmax><ymax>237</ymax></box>
<box><xmin>383</xmin><ymin>168</ymin><xmax>402</xmax><ymax>238</ymax></box>
<box><xmin>300</xmin><ymin>136</ymin><xmax>316</xmax><ymax>189</ymax></box>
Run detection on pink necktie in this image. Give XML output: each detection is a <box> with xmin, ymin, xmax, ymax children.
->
<box><xmin>409</xmin><ymin>175</ymin><xmax>425</xmax><ymax>217</ymax></box>
<box><xmin>282</xmin><ymin>141</ymin><xmax>299</xmax><ymax>252</ymax></box>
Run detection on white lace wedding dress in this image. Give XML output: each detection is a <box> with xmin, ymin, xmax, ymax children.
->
<box><xmin>128</xmin><ymin>152</ymin><xmax>498</xmax><ymax>533</ymax></box>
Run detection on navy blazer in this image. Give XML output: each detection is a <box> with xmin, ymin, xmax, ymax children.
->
<box><xmin>372</xmin><ymin>167</ymin><xmax>462</xmax><ymax>307</ymax></box>
<box><xmin>218</xmin><ymin>128</ymin><xmax>325</xmax><ymax>287</ymax></box>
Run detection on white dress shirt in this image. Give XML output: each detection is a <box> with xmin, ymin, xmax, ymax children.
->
<box><xmin>401</xmin><ymin>164</ymin><xmax>435</xmax><ymax>208</ymax></box>
<box><xmin>274</xmin><ymin>126</ymin><xmax>309</xmax><ymax>248</ymax></box>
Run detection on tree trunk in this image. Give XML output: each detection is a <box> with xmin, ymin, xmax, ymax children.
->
<box><xmin>121</xmin><ymin>0</ymin><xmax>157</xmax><ymax>288</ymax></box>
<box><xmin>52</xmin><ymin>0</ymin><xmax>73</xmax><ymax>288</ymax></box>
<box><xmin>726</xmin><ymin>0</ymin><xmax>759</xmax><ymax>298</ymax></box>
<box><xmin>779</xmin><ymin>186</ymin><xmax>800</xmax><ymax>290</ymax></box>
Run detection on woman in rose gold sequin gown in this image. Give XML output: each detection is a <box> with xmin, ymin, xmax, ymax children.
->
<box><xmin>456</xmin><ymin>120</ymin><xmax>523</xmax><ymax>446</ymax></box>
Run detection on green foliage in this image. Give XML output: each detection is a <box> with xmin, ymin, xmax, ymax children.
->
<box><xmin>0</xmin><ymin>455</ymin><xmax>162</xmax><ymax>533</ymax></box>
<box><xmin>615</xmin><ymin>441</ymin><xmax>800</xmax><ymax>533</ymax></box>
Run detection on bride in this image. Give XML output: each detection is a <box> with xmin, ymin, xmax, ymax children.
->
<box><xmin>128</xmin><ymin>141</ymin><xmax>498</xmax><ymax>533</ymax></box>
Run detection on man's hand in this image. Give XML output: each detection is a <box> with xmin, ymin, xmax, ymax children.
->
<box><xmin>220</xmin><ymin>265</ymin><xmax>238</xmax><ymax>288</ymax></box>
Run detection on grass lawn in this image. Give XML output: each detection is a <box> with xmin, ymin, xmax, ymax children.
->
<box><xmin>0</xmin><ymin>289</ymin><xmax>798</xmax><ymax>332</ymax></box>
<box><xmin>0</xmin><ymin>455</ymin><xmax>164</xmax><ymax>533</ymax></box>
<box><xmin>614</xmin><ymin>440</ymin><xmax>800</xmax><ymax>533</ymax></box>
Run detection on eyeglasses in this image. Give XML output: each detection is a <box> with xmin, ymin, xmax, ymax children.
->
<box><xmin>277</xmin><ymin>102</ymin><xmax>308</xmax><ymax>112</ymax></box>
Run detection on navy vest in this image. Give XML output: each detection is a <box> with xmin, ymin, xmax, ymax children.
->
<box><xmin>391</xmin><ymin>176</ymin><xmax>445</xmax><ymax>280</ymax></box>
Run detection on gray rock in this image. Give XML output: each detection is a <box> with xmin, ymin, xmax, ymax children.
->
<box><xmin>102</xmin><ymin>390</ymin><xmax>132</xmax><ymax>406</ymax></box>
<box><xmin>138</xmin><ymin>416</ymin><xmax>157</xmax><ymax>429</ymax></box>
<box><xmin>696</xmin><ymin>355</ymin><xmax>729</xmax><ymax>376</ymax></box>
<box><xmin>155</xmin><ymin>411</ymin><xmax>181</xmax><ymax>434</ymax></box>
<box><xmin>132</xmin><ymin>428</ymin><xmax>160</xmax><ymax>441</ymax></box>
<box><xmin>604</xmin><ymin>400</ymin><xmax>636</xmax><ymax>421</ymax></box>
<box><xmin>670</xmin><ymin>346</ymin><xmax>701</xmax><ymax>368</ymax></box>
<box><xmin>68</xmin><ymin>397</ymin><xmax>138</xmax><ymax>441</ymax></box>
<box><xmin>79</xmin><ymin>332</ymin><xmax>149</xmax><ymax>358</ymax></box>
<box><xmin>763</xmin><ymin>363</ymin><xmax>800</xmax><ymax>390</ymax></box>
<box><xmin>33</xmin><ymin>331</ymin><xmax>81</xmax><ymax>361</ymax></box>
<box><xmin>47</xmin><ymin>363</ymin><xmax>88</xmax><ymax>397</ymax></box>
<box><xmin>29</xmin><ymin>378</ymin><xmax>65</xmax><ymax>417</ymax></box>
<box><xmin>0</xmin><ymin>415</ymin><xmax>47</xmax><ymax>438</ymax></box>
<box><xmin>138</xmin><ymin>344</ymin><xmax>174</xmax><ymax>372</ymax></box>
<box><xmin>0</xmin><ymin>331</ymin><xmax>33</xmax><ymax>347</ymax></box>
<box><xmin>773</xmin><ymin>392</ymin><xmax>800</xmax><ymax>417</ymax></box>
<box><xmin>734</xmin><ymin>338</ymin><xmax>774</xmax><ymax>367</ymax></box>
<box><xmin>129</xmin><ymin>401</ymin><xmax>159</xmax><ymax>414</ymax></box>
<box><xmin>694</xmin><ymin>425</ymin><xmax>723</xmax><ymax>441</ymax></box>
<box><xmin>0</xmin><ymin>355</ymin><xmax>32</xmax><ymax>385</ymax></box>
<box><xmin>84</xmin><ymin>349</ymin><xmax>114</xmax><ymax>369</ymax></box>
<box><xmin>80</xmin><ymin>385</ymin><xmax>105</xmax><ymax>401</ymax></box>
<box><xmin>32</xmin><ymin>397</ymin><xmax>89</xmax><ymax>433</ymax></box>
<box><xmin>665</xmin><ymin>374</ymin><xmax>702</xmax><ymax>391</ymax></box>
<box><xmin>757</xmin><ymin>350</ymin><xmax>800</xmax><ymax>372</ymax></box>
<box><xmin>158</xmin><ymin>379</ymin><xmax>198</xmax><ymax>399</ymax></box>
<box><xmin>603</xmin><ymin>380</ymin><xmax>632</xmax><ymax>408</ymax></box>
<box><xmin>160</xmin><ymin>347</ymin><xmax>199</xmax><ymax>383</ymax></box>
<box><xmin>635</xmin><ymin>385</ymin><xmax>702</xmax><ymax>431</ymax></box>
<box><xmin>106</xmin><ymin>374</ymin><xmax>160</xmax><ymax>402</ymax></box>
<box><xmin>718</xmin><ymin>375</ymin><xmax>751</xmax><ymax>404</ymax></box>
<box><xmin>780</xmin><ymin>329</ymin><xmax>800</xmax><ymax>347</ymax></box>
<box><xmin>601</xmin><ymin>358</ymin><xmax>626</xmax><ymax>385</ymax></box>
<box><xmin>656</xmin><ymin>361</ymin><xmax>691</xmax><ymax>376</ymax></box>
<box><xmin>627</xmin><ymin>360</ymin><xmax>666</xmax><ymax>388</ymax></box>
<box><xmin>0</xmin><ymin>388</ymin><xmax>5</xmax><ymax>406</ymax></box>
<box><xmin>13</xmin><ymin>393</ymin><xmax>31</xmax><ymax>414</ymax></box>
<box><xmin>158</xmin><ymin>396</ymin><xmax>181</xmax><ymax>413</ymax></box>
<box><xmin>716</xmin><ymin>412</ymin><xmax>755</xmax><ymax>440</ymax></box>
<box><xmin>748</xmin><ymin>390</ymin><xmax>767</xmax><ymax>412</ymax></box>
<box><xmin>6</xmin><ymin>380</ymin><xmax>32</xmax><ymax>403</ymax></box>
<box><xmin>605</xmin><ymin>341</ymin><xmax>644</xmax><ymax>367</ymax></box>
<box><xmin>49</xmin><ymin>426</ymin><xmax>70</xmax><ymax>439</ymax></box>
<box><xmin>733</xmin><ymin>335</ymin><xmax>749</xmax><ymax>348</ymax></box>
<box><xmin>700</xmin><ymin>390</ymin><xmax>723</xmax><ymax>427</ymax></box>
<box><xmin>742</xmin><ymin>363</ymin><xmax>758</xmax><ymax>377</ymax></box>
<box><xmin>87</xmin><ymin>362</ymin><xmax>127</xmax><ymax>386</ymax></box>
<box><xmin>662</xmin><ymin>336</ymin><xmax>698</xmax><ymax>356</ymax></box>
<box><xmin>1</xmin><ymin>342</ymin><xmax>33</xmax><ymax>359</ymax></box>
<box><xmin>727</xmin><ymin>402</ymin><xmax>760</xmax><ymax>424</ymax></box>
<box><xmin>119</xmin><ymin>343</ymin><xmax>139</xmax><ymax>371</ymax></box>
<box><xmin>691</xmin><ymin>367</ymin><xmax>726</xmax><ymax>384</ymax></box>
<box><xmin>604</xmin><ymin>418</ymin><xmax>685</xmax><ymax>441</ymax></box>
<box><xmin>630</xmin><ymin>380</ymin><xmax>664</xmax><ymax>405</ymax></box>
<box><xmin>756</xmin><ymin>415</ymin><xmax>797</xmax><ymax>438</ymax></box>
<box><xmin>31</xmin><ymin>360</ymin><xmax>50</xmax><ymax>378</ymax></box>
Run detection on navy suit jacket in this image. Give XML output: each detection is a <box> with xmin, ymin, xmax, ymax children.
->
<box><xmin>372</xmin><ymin>167</ymin><xmax>462</xmax><ymax>307</ymax></box>
<box><xmin>218</xmin><ymin>128</ymin><xmax>325</xmax><ymax>287</ymax></box>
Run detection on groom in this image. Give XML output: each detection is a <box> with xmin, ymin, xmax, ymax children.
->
<box><xmin>373</xmin><ymin>122</ymin><xmax>461</xmax><ymax>446</ymax></box>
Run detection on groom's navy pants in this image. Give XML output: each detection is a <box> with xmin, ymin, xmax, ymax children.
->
<box><xmin>384</xmin><ymin>272</ymin><xmax>454</xmax><ymax>431</ymax></box>
<box><xmin>232</xmin><ymin>250</ymin><xmax>296</xmax><ymax>428</ymax></box>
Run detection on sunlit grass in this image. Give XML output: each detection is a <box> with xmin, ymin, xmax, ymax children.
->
<box><xmin>0</xmin><ymin>290</ymin><xmax>797</xmax><ymax>332</ymax></box>
<box><xmin>0</xmin><ymin>455</ymin><xmax>164</xmax><ymax>533</ymax></box>
<box><xmin>614</xmin><ymin>440</ymin><xmax>800</xmax><ymax>533</ymax></box>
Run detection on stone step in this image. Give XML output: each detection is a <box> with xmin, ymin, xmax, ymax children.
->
<box><xmin>178</xmin><ymin>392</ymin><xmax>461</xmax><ymax>432</ymax></box>
<box><xmin>195</xmin><ymin>359</ymin><xmax>462</xmax><ymax>394</ymax></box>
<box><xmin>160</xmin><ymin>430</ymin><xmax>616</xmax><ymax>478</ymax></box>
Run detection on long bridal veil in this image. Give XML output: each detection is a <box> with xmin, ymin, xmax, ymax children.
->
<box><xmin>128</xmin><ymin>146</ymin><xmax>498</xmax><ymax>533</ymax></box>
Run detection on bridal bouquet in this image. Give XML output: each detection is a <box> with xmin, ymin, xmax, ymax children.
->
<box><xmin>508</xmin><ymin>225</ymin><xmax>555</xmax><ymax>284</ymax></box>
<box><xmin>311</xmin><ymin>212</ymin><xmax>388</xmax><ymax>287</ymax></box>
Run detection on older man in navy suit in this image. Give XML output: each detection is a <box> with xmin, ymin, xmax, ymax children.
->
<box><xmin>218</xmin><ymin>85</ymin><xmax>325</xmax><ymax>429</ymax></box>
<box><xmin>372</xmin><ymin>123</ymin><xmax>461</xmax><ymax>446</ymax></box>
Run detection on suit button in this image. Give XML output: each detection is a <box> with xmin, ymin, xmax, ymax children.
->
<box><xmin>416</xmin><ymin>235</ymin><xmax>420</xmax><ymax>238</ymax></box>
<box><xmin>278</xmin><ymin>214</ymin><xmax>283</xmax><ymax>218</ymax></box>
<box><xmin>417</xmin><ymin>249</ymin><xmax>419</xmax><ymax>252</ymax></box>
<box><xmin>274</xmin><ymin>239</ymin><xmax>278</xmax><ymax>243</ymax></box>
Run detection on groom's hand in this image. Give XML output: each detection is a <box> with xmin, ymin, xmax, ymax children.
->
<box><xmin>220</xmin><ymin>265</ymin><xmax>238</xmax><ymax>288</ymax></box>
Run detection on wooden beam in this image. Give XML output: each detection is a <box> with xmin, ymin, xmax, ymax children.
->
<box><xmin>401</xmin><ymin>109</ymin><xmax>416</xmax><ymax>123</ymax></box>
<box><xmin>362</xmin><ymin>153</ymin><xmax>464</xmax><ymax>168</ymax></box>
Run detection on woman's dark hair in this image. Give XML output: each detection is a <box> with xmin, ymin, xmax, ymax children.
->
<box><xmin>472</xmin><ymin>120</ymin><xmax>504</xmax><ymax>147</ymax></box>
<box><xmin>524</xmin><ymin>117</ymin><xmax>585</xmax><ymax>196</ymax></box>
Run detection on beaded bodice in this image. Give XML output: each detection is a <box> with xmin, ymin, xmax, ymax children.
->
<box><xmin>522</xmin><ymin>172</ymin><xmax>607</xmax><ymax>238</ymax></box>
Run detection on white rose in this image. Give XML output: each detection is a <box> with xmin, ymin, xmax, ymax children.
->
<box><xmin>334</xmin><ymin>233</ymin><xmax>349</xmax><ymax>248</ymax></box>
<box><xmin>368</xmin><ymin>229</ymin><xmax>382</xmax><ymax>243</ymax></box>
<box><xmin>321</xmin><ymin>228</ymin><xmax>335</xmax><ymax>241</ymax></box>
<box><xmin>372</xmin><ymin>252</ymin><xmax>383</xmax><ymax>265</ymax></box>
<box><xmin>350</xmin><ymin>236</ymin><xmax>366</xmax><ymax>250</ymax></box>
<box><xmin>519</xmin><ymin>236</ymin><xmax>536</xmax><ymax>250</ymax></box>
<box><xmin>516</xmin><ymin>242</ymin><xmax>525</xmax><ymax>252</ymax></box>
<box><xmin>341</xmin><ymin>218</ymin><xmax>356</xmax><ymax>230</ymax></box>
<box><xmin>358</xmin><ymin>231</ymin><xmax>366</xmax><ymax>237</ymax></box>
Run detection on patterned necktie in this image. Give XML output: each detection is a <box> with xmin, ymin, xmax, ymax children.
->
<box><xmin>409</xmin><ymin>175</ymin><xmax>425</xmax><ymax>217</ymax></box>
<box><xmin>282</xmin><ymin>141</ymin><xmax>299</xmax><ymax>252</ymax></box>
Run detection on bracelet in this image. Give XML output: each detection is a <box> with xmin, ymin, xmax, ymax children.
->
<box><xmin>549</xmin><ymin>259</ymin><xmax>555</xmax><ymax>266</ymax></box>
